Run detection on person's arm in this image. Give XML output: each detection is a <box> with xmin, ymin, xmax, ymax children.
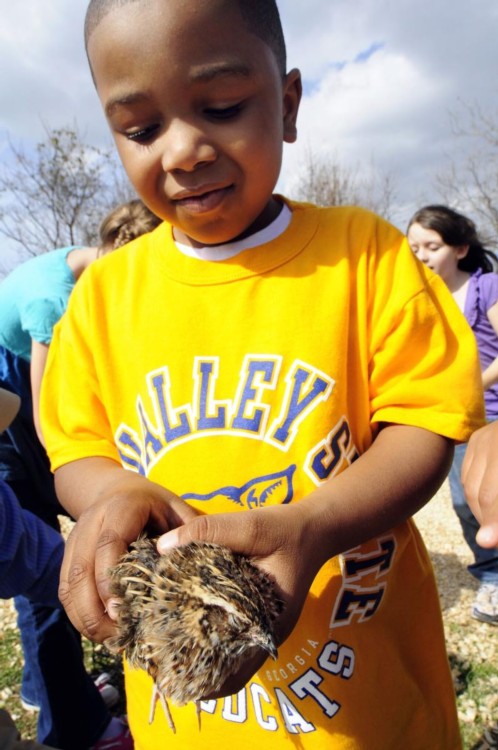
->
<box><xmin>0</xmin><ymin>482</ymin><xmax>63</xmax><ymax>607</ymax></box>
<box><xmin>55</xmin><ymin>456</ymin><xmax>199</xmax><ymax>641</ymax></box>
<box><xmin>462</xmin><ymin>421</ymin><xmax>498</xmax><ymax>548</ymax></box>
<box><xmin>30</xmin><ymin>339</ymin><xmax>49</xmax><ymax>444</ymax></box>
<box><xmin>481</xmin><ymin>301</ymin><xmax>498</xmax><ymax>390</ymax></box>
<box><xmin>156</xmin><ymin>423</ymin><xmax>453</xmax><ymax>698</ymax></box>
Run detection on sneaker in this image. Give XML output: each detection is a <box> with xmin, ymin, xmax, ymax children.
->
<box><xmin>95</xmin><ymin>672</ymin><xmax>120</xmax><ymax>708</ymax></box>
<box><xmin>472</xmin><ymin>583</ymin><xmax>498</xmax><ymax>624</ymax></box>
<box><xmin>20</xmin><ymin>695</ymin><xmax>40</xmax><ymax>713</ymax></box>
<box><xmin>90</xmin><ymin>717</ymin><xmax>133</xmax><ymax>750</ymax></box>
<box><xmin>473</xmin><ymin>723</ymin><xmax>498</xmax><ymax>749</ymax></box>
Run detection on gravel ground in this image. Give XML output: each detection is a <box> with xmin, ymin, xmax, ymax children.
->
<box><xmin>415</xmin><ymin>480</ymin><xmax>478</xmax><ymax>620</ymax></box>
<box><xmin>1</xmin><ymin>481</ymin><xmax>498</xmax><ymax>748</ymax></box>
<box><xmin>415</xmin><ymin>482</ymin><xmax>498</xmax><ymax>747</ymax></box>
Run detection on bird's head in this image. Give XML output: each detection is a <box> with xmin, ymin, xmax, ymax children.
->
<box><xmin>246</xmin><ymin>624</ymin><xmax>278</xmax><ymax>660</ymax></box>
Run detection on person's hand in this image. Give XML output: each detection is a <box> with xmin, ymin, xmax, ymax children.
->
<box><xmin>461</xmin><ymin>422</ymin><xmax>498</xmax><ymax>548</ymax></box>
<box><xmin>157</xmin><ymin>502</ymin><xmax>323</xmax><ymax>698</ymax></box>
<box><xmin>59</xmin><ymin>468</ymin><xmax>198</xmax><ymax>643</ymax></box>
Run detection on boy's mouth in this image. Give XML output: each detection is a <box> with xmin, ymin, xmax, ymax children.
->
<box><xmin>173</xmin><ymin>185</ymin><xmax>234</xmax><ymax>213</ymax></box>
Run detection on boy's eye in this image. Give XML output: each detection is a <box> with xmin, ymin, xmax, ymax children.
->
<box><xmin>125</xmin><ymin>124</ymin><xmax>160</xmax><ymax>143</ymax></box>
<box><xmin>205</xmin><ymin>104</ymin><xmax>242</xmax><ymax>120</ymax></box>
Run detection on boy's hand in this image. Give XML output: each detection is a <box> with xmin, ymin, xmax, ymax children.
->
<box><xmin>462</xmin><ymin>422</ymin><xmax>498</xmax><ymax>548</ymax></box>
<box><xmin>157</xmin><ymin>502</ymin><xmax>322</xmax><ymax>698</ymax></box>
<box><xmin>56</xmin><ymin>458</ymin><xmax>198</xmax><ymax>643</ymax></box>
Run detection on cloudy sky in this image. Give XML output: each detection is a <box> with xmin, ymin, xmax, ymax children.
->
<box><xmin>0</xmin><ymin>0</ymin><xmax>496</xmax><ymax>266</ymax></box>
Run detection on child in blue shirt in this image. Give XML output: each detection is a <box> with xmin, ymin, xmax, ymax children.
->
<box><xmin>0</xmin><ymin>386</ymin><xmax>62</xmax><ymax>603</ymax></box>
<box><xmin>0</xmin><ymin>394</ymin><xmax>132</xmax><ymax>750</ymax></box>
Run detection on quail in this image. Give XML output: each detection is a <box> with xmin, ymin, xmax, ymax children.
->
<box><xmin>106</xmin><ymin>537</ymin><xmax>282</xmax><ymax>731</ymax></box>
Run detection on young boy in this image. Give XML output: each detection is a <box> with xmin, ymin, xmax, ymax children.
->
<box><xmin>40</xmin><ymin>1</ymin><xmax>484</xmax><ymax>748</ymax></box>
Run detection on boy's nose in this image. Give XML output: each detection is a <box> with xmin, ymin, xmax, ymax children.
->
<box><xmin>160</xmin><ymin>121</ymin><xmax>217</xmax><ymax>173</ymax></box>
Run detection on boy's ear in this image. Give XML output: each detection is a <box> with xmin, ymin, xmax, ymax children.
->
<box><xmin>282</xmin><ymin>68</ymin><xmax>302</xmax><ymax>144</ymax></box>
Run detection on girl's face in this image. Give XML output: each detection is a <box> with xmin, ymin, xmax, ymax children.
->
<box><xmin>407</xmin><ymin>222</ymin><xmax>468</xmax><ymax>285</ymax></box>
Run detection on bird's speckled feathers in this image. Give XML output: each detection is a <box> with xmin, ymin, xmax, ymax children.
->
<box><xmin>106</xmin><ymin>538</ymin><xmax>282</xmax><ymax>728</ymax></box>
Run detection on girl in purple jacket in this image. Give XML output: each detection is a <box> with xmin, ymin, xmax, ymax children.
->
<box><xmin>408</xmin><ymin>205</ymin><xmax>498</xmax><ymax>624</ymax></box>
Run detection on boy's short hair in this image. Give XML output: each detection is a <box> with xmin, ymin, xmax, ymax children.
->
<box><xmin>84</xmin><ymin>0</ymin><xmax>287</xmax><ymax>75</ymax></box>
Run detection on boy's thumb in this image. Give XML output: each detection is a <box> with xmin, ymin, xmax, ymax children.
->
<box><xmin>157</xmin><ymin>526</ymin><xmax>188</xmax><ymax>553</ymax></box>
<box><xmin>156</xmin><ymin>513</ymin><xmax>233</xmax><ymax>554</ymax></box>
<box><xmin>157</xmin><ymin>513</ymin><xmax>249</xmax><ymax>555</ymax></box>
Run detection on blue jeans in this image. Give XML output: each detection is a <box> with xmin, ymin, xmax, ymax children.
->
<box><xmin>15</xmin><ymin>596</ymin><xmax>111</xmax><ymax>750</ymax></box>
<box><xmin>449</xmin><ymin>441</ymin><xmax>498</xmax><ymax>584</ymax></box>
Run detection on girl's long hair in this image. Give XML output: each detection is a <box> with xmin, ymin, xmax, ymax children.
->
<box><xmin>407</xmin><ymin>204</ymin><xmax>496</xmax><ymax>273</ymax></box>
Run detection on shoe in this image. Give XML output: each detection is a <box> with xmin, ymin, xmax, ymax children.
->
<box><xmin>90</xmin><ymin>717</ymin><xmax>133</xmax><ymax>750</ymax></box>
<box><xmin>472</xmin><ymin>583</ymin><xmax>498</xmax><ymax>624</ymax></box>
<box><xmin>95</xmin><ymin>672</ymin><xmax>120</xmax><ymax>708</ymax></box>
<box><xmin>20</xmin><ymin>695</ymin><xmax>40</xmax><ymax>713</ymax></box>
<box><xmin>474</xmin><ymin>723</ymin><xmax>498</xmax><ymax>749</ymax></box>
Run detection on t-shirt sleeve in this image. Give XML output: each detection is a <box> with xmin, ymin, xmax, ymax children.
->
<box><xmin>21</xmin><ymin>296</ymin><xmax>68</xmax><ymax>345</ymax></box>
<box><xmin>0</xmin><ymin>481</ymin><xmax>63</xmax><ymax>606</ymax></box>
<box><xmin>40</xmin><ymin>273</ymin><xmax>121</xmax><ymax>471</ymax></box>
<box><xmin>480</xmin><ymin>271</ymin><xmax>498</xmax><ymax>313</ymax></box>
<box><xmin>368</xmin><ymin>234</ymin><xmax>485</xmax><ymax>441</ymax></box>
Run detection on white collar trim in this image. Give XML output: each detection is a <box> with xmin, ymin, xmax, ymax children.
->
<box><xmin>174</xmin><ymin>204</ymin><xmax>292</xmax><ymax>261</ymax></box>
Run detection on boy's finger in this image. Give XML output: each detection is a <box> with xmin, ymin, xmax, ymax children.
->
<box><xmin>60</xmin><ymin>517</ymin><xmax>122</xmax><ymax>642</ymax></box>
<box><xmin>156</xmin><ymin>515</ymin><xmax>229</xmax><ymax>552</ymax></box>
<box><xmin>156</xmin><ymin>512</ymin><xmax>259</xmax><ymax>555</ymax></box>
<box><xmin>94</xmin><ymin>525</ymin><xmax>129</xmax><ymax>601</ymax></box>
<box><xmin>59</xmin><ymin>546</ymin><xmax>116</xmax><ymax>642</ymax></box>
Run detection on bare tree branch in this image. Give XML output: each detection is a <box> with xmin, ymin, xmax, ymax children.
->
<box><xmin>290</xmin><ymin>146</ymin><xmax>397</xmax><ymax>221</ymax></box>
<box><xmin>0</xmin><ymin>124</ymin><xmax>135</xmax><ymax>260</ymax></box>
<box><xmin>436</xmin><ymin>102</ymin><xmax>498</xmax><ymax>247</ymax></box>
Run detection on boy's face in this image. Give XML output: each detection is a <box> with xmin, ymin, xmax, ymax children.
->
<box><xmin>88</xmin><ymin>0</ymin><xmax>302</xmax><ymax>247</ymax></box>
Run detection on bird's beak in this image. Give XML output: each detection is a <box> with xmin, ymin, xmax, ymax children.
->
<box><xmin>252</xmin><ymin>629</ymin><xmax>278</xmax><ymax>660</ymax></box>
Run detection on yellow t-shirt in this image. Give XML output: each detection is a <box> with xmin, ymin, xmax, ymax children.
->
<box><xmin>41</xmin><ymin>202</ymin><xmax>484</xmax><ymax>750</ymax></box>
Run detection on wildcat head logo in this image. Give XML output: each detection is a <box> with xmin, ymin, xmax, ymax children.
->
<box><xmin>182</xmin><ymin>465</ymin><xmax>296</xmax><ymax>510</ymax></box>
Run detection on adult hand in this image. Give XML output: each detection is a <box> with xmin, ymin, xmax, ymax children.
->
<box><xmin>462</xmin><ymin>422</ymin><xmax>498</xmax><ymax>548</ymax></box>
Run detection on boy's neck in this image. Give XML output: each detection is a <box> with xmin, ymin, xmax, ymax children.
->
<box><xmin>174</xmin><ymin>202</ymin><xmax>292</xmax><ymax>262</ymax></box>
<box><xmin>173</xmin><ymin>196</ymin><xmax>284</xmax><ymax>249</ymax></box>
